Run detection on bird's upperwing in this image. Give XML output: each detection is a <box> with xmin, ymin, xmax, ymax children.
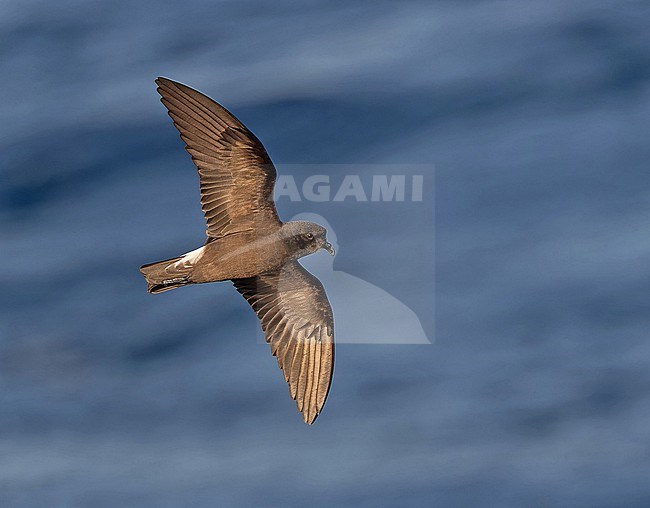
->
<box><xmin>232</xmin><ymin>261</ymin><xmax>335</xmax><ymax>424</ymax></box>
<box><xmin>156</xmin><ymin>77</ymin><xmax>281</xmax><ymax>239</ymax></box>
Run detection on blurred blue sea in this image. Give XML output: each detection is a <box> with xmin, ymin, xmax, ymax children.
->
<box><xmin>2</xmin><ymin>1</ymin><xmax>650</xmax><ymax>506</ymax></box>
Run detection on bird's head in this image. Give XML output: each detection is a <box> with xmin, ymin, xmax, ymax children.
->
<box><xmin>282</xmin><ymin>221</ymin><xmax>335</xmax><ymax>258</ymax></box>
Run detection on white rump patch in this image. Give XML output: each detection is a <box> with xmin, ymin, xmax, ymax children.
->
<box><xmin>174</xmin><ymin>246</ymin><xmax>205</xmax><ymax>267</ymax></box>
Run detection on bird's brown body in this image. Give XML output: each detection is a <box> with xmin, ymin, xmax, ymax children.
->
<box><xmin>141</xmin><ymin>230</ymin><xmax>281</xmax><ymax>292</ymax></box>
<box><xmin>141</xmin><ymin>222</ymin><xmax>332</xmax><ymax>291</ymax></box>
<box><xmin>195</xmin><ymin>230</ymin><xmax>285</xmax><ymax>282</ymax></box>
<box><xmin>139</xmin><ymin>77</ymin><xmax>336</xmax><ymax>424</ymax></box>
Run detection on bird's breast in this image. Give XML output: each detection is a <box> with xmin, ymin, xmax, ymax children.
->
<box><xmin>191</xmin><ymin>231</ymin><xmax>290</xmax><ymax>282</ymax></box>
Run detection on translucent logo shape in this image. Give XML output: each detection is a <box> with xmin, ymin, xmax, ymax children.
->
<box><xmin>287</xmin><ymin>212</ymin><xmax>431</xmax><ymax>344</ymax></box>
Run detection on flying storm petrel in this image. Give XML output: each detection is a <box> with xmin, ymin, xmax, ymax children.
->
<box><xmin>140</xmin><ymin>78</ymin><xmax>335</xmax><ymax>424</ymax></box>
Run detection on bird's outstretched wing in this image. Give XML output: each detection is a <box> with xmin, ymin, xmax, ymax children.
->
<box><xmin>233</xmin><ymin>261</ymin><xmax>335</xmax><ymax>424</ymax></box>
<box><xmin>156</xmin><ymin>77</ymin><xmax>281</xmax><ymax>239</ymax></box>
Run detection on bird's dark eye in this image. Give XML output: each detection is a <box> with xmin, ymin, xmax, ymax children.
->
<box><xmin>305</xmin><ymin>233</ymin><xmax>314</xmax><ymax>240</ymax></box>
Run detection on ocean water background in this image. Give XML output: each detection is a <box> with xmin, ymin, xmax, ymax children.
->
<box><xmin>1</xmin><ymin>1</ymin><xmax>650</xmax><ymax>506</ymax></box>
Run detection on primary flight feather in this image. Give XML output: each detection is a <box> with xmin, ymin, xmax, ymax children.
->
<box><xmin>140</xmin><ymin>77</ymin><xmax>335</xmax><ymax>424</ymax></box>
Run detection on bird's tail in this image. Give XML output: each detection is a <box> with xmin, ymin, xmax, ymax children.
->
<box><xmin>140</xmin><ymin>256</ymin><xmax>193</xmax><ymax>294</ymax></box>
